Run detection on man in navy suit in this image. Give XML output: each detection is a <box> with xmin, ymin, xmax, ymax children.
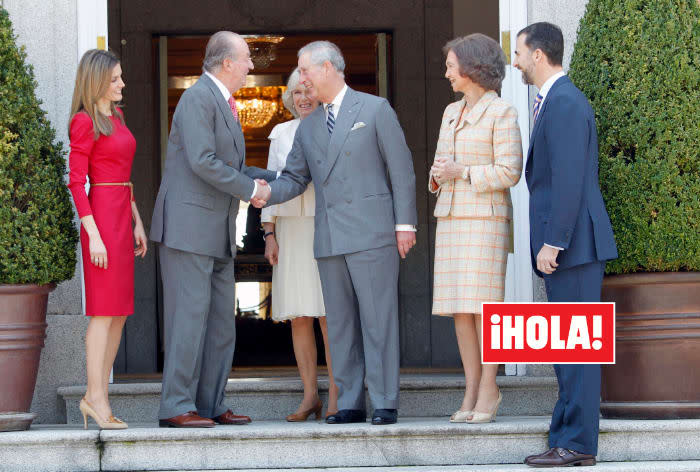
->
<box><xmin>514</xmin><ymin>22</ymin><xmax>618</xmax><ymax>468</ymax></box>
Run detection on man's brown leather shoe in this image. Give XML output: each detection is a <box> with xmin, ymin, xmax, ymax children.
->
<box><xmin>525</xmin><ymin>447</ymin><xmax>596</xmax><ymax>467</ymax></box>
<box><xmin>213</xmin><ymin>409</ymin><xmax>252</xmax><ymax>425</ymax></box>
<box><xmin>524</xmin><ymin>448</ymin><xmax>553</xmax><ymax>464</ymax></box>
<box><xmin>159</xmin><ymin>411</ymin><xmax>215</xmax><ymax>428</ymax></box>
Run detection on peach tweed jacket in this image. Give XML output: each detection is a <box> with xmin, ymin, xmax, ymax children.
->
<box><xmin>429</xmin><ymin>91</ymin><xmax>522</xmax><ymax>219</ymax></box>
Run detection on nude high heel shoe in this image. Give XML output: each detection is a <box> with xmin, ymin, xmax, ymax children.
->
<box><xmin>449</xmin><ymin>409</ymin><xmax>473</xmax><ymax>423</ymax></box>
<box><xmin>286</xmin><ymin>399</ymin><xmax>323</xmax><ymax>422</ymax></box>
<box><xmin>466</xmin><ymin>390</ymin><xmax>502</xmax><ymax>424</ymax></box>
<box><xmin>79</xmin><ymin>398</ymin><xmax>128</xmax><ymax>430</ymax></box>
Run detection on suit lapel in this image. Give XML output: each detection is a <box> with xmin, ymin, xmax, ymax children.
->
<box><xmin>201</xmin><ymin>74</ymin><xmax>244</xmax><ymax>162</ymax></box>
<box><xmin>311</xmin><ymin>106</ymin><xmax>330</xmax><ymax>152</ymax></box>
<box><xmin>526</xmin><ymin>76</ymin><xmax>568</xmax><ymax>162</ymax></box>
<box><xmin>323</xmin><ymin>88</ymin><xmax>362</xmax><ymax>183</ymax></box>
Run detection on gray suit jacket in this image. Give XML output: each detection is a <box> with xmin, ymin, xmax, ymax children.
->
<box><xmin>150</xmin><ymin>74</ymin><xmax>276</xmax><ymax>258</ymax></box>
<box><xmin>268</xmin><ymin>88</ymin><xmax>417</xmax><ymax>258</ymax></box>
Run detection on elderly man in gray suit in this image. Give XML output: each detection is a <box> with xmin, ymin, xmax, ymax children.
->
<box><xmin>150</xmin><ymin>31</ymin><xmax>276</xmax><ymax>428</ymax></box>
<box><xmin>254</xmin><ymin>41</ymin><xmax>417</xmax><ymax>425</ymax></box>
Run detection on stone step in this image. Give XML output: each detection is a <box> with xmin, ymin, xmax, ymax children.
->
<box><xmin>3</xmin><ymin>417</ymin><xmax>700</xmax><ymax>471</ymax></box>
<box><xmin>176</xmin><ymin>464</ymin><xmax>700</xmax><ymax>472</ymax></box>
<box><xmin>57</xmin><ymin>375</ymin><xmax>558</xmax><ymax>425</ymax></box>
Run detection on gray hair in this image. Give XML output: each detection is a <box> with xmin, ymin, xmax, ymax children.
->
<box><xmin>298</xmin><ymin>41</ymin><xmax>345</xmax><ymax>77</ymax></box>
<box><xmin>281</xmin><ymin>68</ymin><xmax>302</xmax><ymax>118</ymax></box>
<box><xmin>203</xmin><ymin>31</ymin><xmax>240</xmax><ymax>73</ymax></box>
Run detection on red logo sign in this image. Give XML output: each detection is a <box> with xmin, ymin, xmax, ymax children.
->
<box><xmin>481</xmin><ymin>303</ymin><xmax>615</xmax><ymax>364</ymax></box>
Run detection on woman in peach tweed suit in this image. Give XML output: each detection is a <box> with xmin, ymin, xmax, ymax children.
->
<box><xmin>430</xmin><ymin>33</ymin><xmax>523</xmax><ymax>424</ymax></box>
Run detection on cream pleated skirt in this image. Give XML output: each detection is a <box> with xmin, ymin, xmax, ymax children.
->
<box><xmin>432</xmin><ymin>216</ymin><xmax>510</xmax><ymax>316</ymax></box>
<box><xmin>271</xmin><ymin>216</ymin><xmax>326</xmax><ymax>321</ymax></box>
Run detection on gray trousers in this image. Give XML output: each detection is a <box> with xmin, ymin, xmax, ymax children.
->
<box><xmin>316</xmin><ymin>245</ymin><xmax>400</xmax><ymax>411</ymax></box>
<box><xmin>158</xmin><ymin>244</ymin><xmax>236</xmax><ymax>420</ymax></box>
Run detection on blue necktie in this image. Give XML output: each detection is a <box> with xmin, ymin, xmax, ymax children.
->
<box><xmin>533</xmin><ymin>93</ymin><xmax>543</xmax><ymax>123</ymax></box>
<box><xmin>326</xmin><ymin>103</ymin><xmax>335</xmax><ymax>135</ymax></box>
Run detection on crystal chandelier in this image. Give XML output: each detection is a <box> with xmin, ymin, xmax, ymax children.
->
<box><xmin>234</xmin><ymin>85</ymin><xmax>291</xmax><ymax>129</ymax></box>
<box><xmin>242</xmin><ymin>36</ymin><xmax>284</xmax><ymax>70</ymax></box>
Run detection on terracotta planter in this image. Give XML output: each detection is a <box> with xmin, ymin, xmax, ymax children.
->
<box><xmin>0</xmin><ymin>283</ymin><xmax>54</xmax><ymax>431</ymax></box>
<box><xmin>601</xmin><ymin>272</ymin><xmax>700</xmax><ymax>419</ymax></box>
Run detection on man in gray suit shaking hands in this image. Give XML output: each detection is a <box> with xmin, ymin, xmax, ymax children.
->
<box><xmin>254</xmin><ymin>41</ymin><xmax>417</xmax><ymax>425</ymax></box>
<box><xmin>151</xmin><ymin>32</ymin><xmax>277</xmax><ymax>428</ymax></box>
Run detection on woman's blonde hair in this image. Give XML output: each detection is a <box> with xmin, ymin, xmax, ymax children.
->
<box><xmin>69</xmin><ymin>49</ymin><xmax>124</xmax><ymax>139</ymax></box>
<box><xmin>281</xmin><ymin>68</ymin><xmax>302</xmax><ymax>118</ymax></box>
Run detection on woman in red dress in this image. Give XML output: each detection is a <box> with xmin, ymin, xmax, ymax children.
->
<box><xmin>67</xmin><ymin>49</ymin><xmax>147</xmax><ymax>430</ymax></box>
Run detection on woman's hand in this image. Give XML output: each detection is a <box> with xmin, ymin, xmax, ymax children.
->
<box><xmin>134</xmin><ymin>222</ymin><xmax>148</xmax><ymax>258</ymax></box>
<box><xmin>89</xmin><ymin>235</ymin><xmax>108</xmax><ymax>269</ymax></box>
<box><xmin>265</xmin><ymin>235</ymin><xmax>279</xmax><ymax>266</ymax></box>
<box><xmin>431</xmin><ymin>157</ymin><xmax>465</xmax><ymax>181</ymax></box>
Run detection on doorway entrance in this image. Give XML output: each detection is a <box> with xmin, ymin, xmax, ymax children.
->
<box><xmin>108</xmin><ymin>0</ymin><xmax>514</xmax><ymax>377</ymax></box>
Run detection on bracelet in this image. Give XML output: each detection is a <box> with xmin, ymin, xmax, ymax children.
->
<box><xmin>461</xmin><ymin>165</ymin><xmax>471</xmax><ymax>183</ymax></box>
<box><xmin>263</xmin><ymin>231</ymin><xmax>275</xmax><ymax>240</ymax></box>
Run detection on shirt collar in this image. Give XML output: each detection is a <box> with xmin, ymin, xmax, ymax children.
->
<box><xmin>205</xmin><ymin>71</ymin><xmax>232</xmax><ymax>101</ymax></box>
<box><xmin>325</xmin><ymin>83</ymin><xmax>348</xmax><ymax>114</ymax></box>
<box><xmin>537</xmin><ymin>70</ymin><xmax>566</xmax><ymax>102</ymax></box>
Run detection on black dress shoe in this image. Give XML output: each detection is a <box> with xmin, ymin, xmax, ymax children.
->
<box><xmin>325</xmin><ymin>409</ymin><xmax>366</xmax><ymax>424</ymax></box>
<box><xmin>525</xmin><ymin>447</ymin><xmax>596</xmax><ymax>467</ymax></box>
<box><xmin>371</xmin><ymin>409</ymin><xmax>397</xmax><ymax>425</ymax></box>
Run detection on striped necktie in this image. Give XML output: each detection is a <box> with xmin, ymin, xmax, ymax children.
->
<box><xmin>533</xmin><ymin>93</ymin><xmax>543</xmax><ymax>123</ymax></box>
<box><xmin>326</xmin><ymin>103</ymin><xmax>335</xmax><ymax>135</ymax></box>
<box><xmin>227</xmin><ymin>96</ymin><xmax>239</xmax><ymax>122</ymax></box>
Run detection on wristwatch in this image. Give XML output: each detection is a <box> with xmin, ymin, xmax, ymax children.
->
<box><xmin>263</xmin><ymin>231</ymin><xmax>275</xmax><ymax>240</ymax></box>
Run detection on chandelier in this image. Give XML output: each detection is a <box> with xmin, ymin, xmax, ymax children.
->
<box><xmin>242</xmin><ymin>36</ymin><xmax>284</xmax><ymax>70</ymax></box>
<box><xmin>234</xmin><ymin>76</ymin><xmax>293</xmax><ymax>129</ymax></box>
<box><xmin>236</xmin><ymin>87</ymin><xmax>280</xmax><ymax>128</ymax></box>
<box><xmin>168</xmin><ymin>74</ymin><xmax>293</xmax><ymax>130</ymax></box>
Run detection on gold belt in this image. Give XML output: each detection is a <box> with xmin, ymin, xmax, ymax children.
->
<box><xmin>92</xmin><ymin>182</ymin><xmax>134</xmax><ymax>200</ymax></box>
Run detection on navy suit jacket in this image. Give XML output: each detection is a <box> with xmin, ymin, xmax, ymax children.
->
<box><xmin>526</xmin><ymin>76</ymin><xmax>617</xmax><ymax>277</ymax></box>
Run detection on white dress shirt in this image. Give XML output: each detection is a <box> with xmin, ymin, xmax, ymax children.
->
<box><xmin>324</xmin><ymin>84</ymin><xmax>416</xmax><ymax>233</ymax></box>
<box><xmin>204</xmin><ymin>71</ymin><xmax>258</xmax><ymax>201</ymax></box>
<box><xmin>536</xmin><ymin>70</ymin><xmax>566</xmax><ymax>251</ymax></box>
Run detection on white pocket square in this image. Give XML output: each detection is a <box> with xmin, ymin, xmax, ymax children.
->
<box><xmin>350</xmin><ymin>122</ymin><xmax>366</xmax><ymax>131</ymax></box>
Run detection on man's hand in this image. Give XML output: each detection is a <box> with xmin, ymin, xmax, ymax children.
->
<box><xmin>251</xmin><ymin>179</ymin><xmax>271</xmax><ymax>208</ymax></box>
<box><xmin>396</xmin><ymin>231</ymin><xmax>416</xmax><ymax>259</ymax></box>
<box><xmin>431</xmin><ymin>157</ymin><xmax>465</xmax><ymax>181</ymax></box>
<box><xmin>536</xmin><ymin>245</ymin><xmax>560</xmax><ymax>274</ymax></box>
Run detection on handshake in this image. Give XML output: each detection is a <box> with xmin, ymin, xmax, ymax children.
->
<box><xmin>251</xmin><ymin>179</ymin><xmax>271</xmax><ymax>208</ymax></box>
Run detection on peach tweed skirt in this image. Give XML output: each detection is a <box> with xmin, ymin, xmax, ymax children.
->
<box><xmin>432</xmin><ymin>216</ymin><xmax>510</xmax><ymax>316</ymax></box>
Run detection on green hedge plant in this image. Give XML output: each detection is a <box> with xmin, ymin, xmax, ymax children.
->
<box><xmin>0</xmin><ymin>7</ymin><xmax>78</xmax><ymax>284</ymax></box>
<box><xmin>569</xmin><ymin>0</ymin><xmax>700</xmax><ymax>274</ymax></box>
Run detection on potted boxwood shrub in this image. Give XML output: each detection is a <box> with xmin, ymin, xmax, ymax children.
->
<box><xmin>569</xmin><ymin>0</ymin><xmax>700</xmax><ymax>418</ymax></box>
<box><xmin>0</xmin><ymin>7</ymin><xmax>78</xmax><ymax>431</ymax></box>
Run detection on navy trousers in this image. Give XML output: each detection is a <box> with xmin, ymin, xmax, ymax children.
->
<box><xmin>543</xmin><ymin>261</ymin><xmax>605</xmax><ymax>455</ymax></box>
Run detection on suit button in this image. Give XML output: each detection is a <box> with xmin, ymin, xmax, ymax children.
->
<box><xmin>346</xmin><ymin>198</ymin><xmax>352</xmax><ymax>204</ymax></box>
<box><xmin>345</xmin><ymin>151</ymin><xmax>350</xmax><ymax>156</ymax></box>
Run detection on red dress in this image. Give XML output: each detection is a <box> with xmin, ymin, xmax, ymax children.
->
<box><xmin>67</xmin><ymin>111</ymin><xmax>136</xmax><ymax>316</ymax></box>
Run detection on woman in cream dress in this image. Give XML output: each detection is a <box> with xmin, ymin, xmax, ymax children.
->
<box><xmin>430</xmin><ymin>34</ymin><xmax>523</xmax><ymax>424</ymax></box>
<box><xmin>262</xmin><ymin>68</ymin><xmax>338</xmax><ymax>421</ymax></box>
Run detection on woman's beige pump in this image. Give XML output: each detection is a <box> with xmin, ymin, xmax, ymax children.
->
<box><xmin>467</xmin><ymin>390</ymin><xmax>502</xmax><ymax>424</ymax></box>
<box><xmin>449</xmin><ymin>409</ymin><xmax>473</xmax><ymax>423</ymax></box>
<box><xmin>79</xmin><ymin>398</ymin><xmax>128</xmax><ymax>430</ymax></box>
